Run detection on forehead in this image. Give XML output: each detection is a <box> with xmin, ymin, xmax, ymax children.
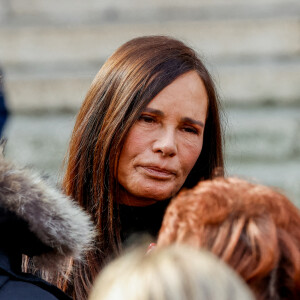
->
<box><xmin>146</xmin><ymin>71</ymin><xmax>208</xmax><ymax>119</ymax></box>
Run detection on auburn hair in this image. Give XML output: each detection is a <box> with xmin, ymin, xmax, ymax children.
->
<box><xmin>158</xmin><ymin>177</ymin><xmax>300</xmax><ymax>300</ymax></box>
<box><xmin>60</xmin><ymin>35</ymin><xmax>224</xmax><ymax>299</ymax></box>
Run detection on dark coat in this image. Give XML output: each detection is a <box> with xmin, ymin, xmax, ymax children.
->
<box><xmin>0</xmin><ymin>151</ymin><xmax>95</xmax><ymax>299</ymax></box>
<box><xmin>0</xmin><ymin>250</ymin><xmax>69</xmax><ymax>299</ymax></box>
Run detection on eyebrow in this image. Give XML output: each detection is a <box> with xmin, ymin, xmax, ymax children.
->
<box><xmin>181</xmin><ymin>117</ymin><xmax>204</xmax><ymax>128</ymax></box>
<box><xmin>143</xmin><ymin>108</ymin><xmax>205</xmax><ymax>127</ymax></box>
<box><xmin>144</xmin><ymin>107</ymin><xmax>164</xmax><ymax>116</ymax></box>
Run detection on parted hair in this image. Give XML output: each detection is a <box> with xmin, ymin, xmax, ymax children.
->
<box><xmin>157</xmin><ymin>177</ymin><xmax>300</xmax><ymax>300</ymax></box>
<box><xmin>89</xmin><ymin>244</ymin><xmax>254</xmax><ymax>300</ymax></box>
<box><xmin>61</xmin><ymin>35</ymin><xmax>224</xmax><ymax>299</ymax></box>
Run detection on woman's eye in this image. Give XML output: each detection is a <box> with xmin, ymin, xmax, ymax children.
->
<box><xmin>182</xmin><ymin>126</ymin><xmax>199</xmax><ymax>135</ymax></box>
<box><xmin>139</xmin><ymin>115</ymin><xmax>156</xmax><ymax>123</ymax></box>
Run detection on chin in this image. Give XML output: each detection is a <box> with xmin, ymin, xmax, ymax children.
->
<box><xmin>139</xmin><ymin>186</ymin><xmax>179</xmax><ymax>201</ymax></box>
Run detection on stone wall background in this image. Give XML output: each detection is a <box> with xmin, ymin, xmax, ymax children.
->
<box><xmin>0</xmin><ymin>0</ymin><xmax>299</xmax><ymax>205</ymax></box>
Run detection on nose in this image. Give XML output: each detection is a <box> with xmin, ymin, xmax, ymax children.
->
<box><xmin>152</xmin><ymin>128</ymin><xmax>177</xmax><ymax>157</ymax></box>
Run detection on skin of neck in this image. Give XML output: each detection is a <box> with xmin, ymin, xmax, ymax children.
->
<box><xmin>118</xmin><ymin>186</ymin><xmax>159</xmax><ymax>207</ymax></box>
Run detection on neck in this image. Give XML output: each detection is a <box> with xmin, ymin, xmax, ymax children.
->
<box><xmin>118</xmin><ymin>188</ymin><xmax>158</xmax><ymax>207</ymax></box>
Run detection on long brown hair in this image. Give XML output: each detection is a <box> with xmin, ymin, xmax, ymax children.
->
<box><xmin>61</xmin><ymin>35</ymin><xmax>224</xmax><ymax>299</ymax></box>
<box><xmin>158</xmin><ymin>177</ymin><xmax>300</xmax><ymax>299</ymax></box>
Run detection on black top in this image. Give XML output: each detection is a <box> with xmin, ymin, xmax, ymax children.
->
<box><xmin>0</xmin><ymin>208</ymin><xmax>71</xmax><ymax>300</ymax></box>
<box><xmin>119</xmin><ymin>199</ymin><xmax>171</xmax><ymax>243</ymax></box>
<box><xmin>0</xmin><ymin>250</ymin><xmax>71</xmax><ymax>300</ymax></box>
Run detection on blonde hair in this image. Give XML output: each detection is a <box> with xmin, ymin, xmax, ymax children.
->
<box><xmin>89</xmin><ymin>244</ymin><xmax>254</xmax><ymax>300</ymax></box>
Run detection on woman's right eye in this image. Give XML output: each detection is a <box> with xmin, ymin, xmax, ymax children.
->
<box><xmin>139</xmin><ymin>115</ymin><xmax>156</xmax><ymax>123</ymax></box>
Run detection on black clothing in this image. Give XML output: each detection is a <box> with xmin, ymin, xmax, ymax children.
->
<box><xmin>119</xmin><ymin>199</ymin><xmax>171</xmax><ymax>243</ymax></box>
<box><xmin>0</xmin><ymin>250</ymin><xmax>69</xmax><ymax>300</ymax></box>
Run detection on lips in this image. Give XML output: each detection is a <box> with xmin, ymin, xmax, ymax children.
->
<box><xmin>140</xmin><ymin>165</ymin><xmax>177</xmax><ymax>179</ymax></box>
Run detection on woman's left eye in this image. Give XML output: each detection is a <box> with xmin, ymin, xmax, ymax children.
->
<box><xmin>182</xmin><ymin>126</ymin><xmax>199</xmax><ymax>135</ymax></box>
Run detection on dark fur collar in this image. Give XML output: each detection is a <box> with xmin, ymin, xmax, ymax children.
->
<box><xmin>0</xmin><ymin>152</ymin><xmax>95</xmax><ymax>271</ymax></box>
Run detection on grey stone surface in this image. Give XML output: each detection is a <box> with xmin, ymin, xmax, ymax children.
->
<box><xmin>1</xmin><ymin>0</ymin><xmax>300</xmax><ymax>24</ymax></box>
<box><xmin>225</xmin><ymin>106</ymin><xmax>300</xmax><ymax>205</ymax></box>
<box><xmin>1</xmin><ymin>20</ymin><xmax>299</xmax><ymax>65</ymax></box>
<box><xmin>0</xmin><ymin>0</ymin><xmax>299</xmax><ymax>111</ymax></box>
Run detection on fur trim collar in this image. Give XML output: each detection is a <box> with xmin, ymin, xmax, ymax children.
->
<box><xmin>0</xmin><ymin>152</ymin><xmax>95</xmax><ymax>271</ymax></box>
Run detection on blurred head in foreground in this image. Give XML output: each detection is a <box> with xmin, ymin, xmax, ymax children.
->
<box><xmin>89</xmin><ymin>244</ymin><xmax>254</xmax><ymax>300</ymax></box>
<box><xmin>157</xmin><ymin>177</ymin><xmax>300</xmax><ymax>300</ymax></box>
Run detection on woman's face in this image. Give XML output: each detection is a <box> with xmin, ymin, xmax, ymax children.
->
<box><xmin>117</xmin><ymin>71</ymin><xmax>208</xmax><ymax>206</ymax></box>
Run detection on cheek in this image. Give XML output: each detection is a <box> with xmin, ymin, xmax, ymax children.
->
<box><xmin>181</xmin><ymin>139</ymin><xmax>204</xmax><ymax>175</ymax></box>
<box><xmin>121</xmin><ymin>130</ymin><xmax>149</xmax><ymax>161</ymax></box>
<box><xmin>118</xmin><ymin>126</ymin><xmax>151</xmax><ymax>172</ymax></box>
